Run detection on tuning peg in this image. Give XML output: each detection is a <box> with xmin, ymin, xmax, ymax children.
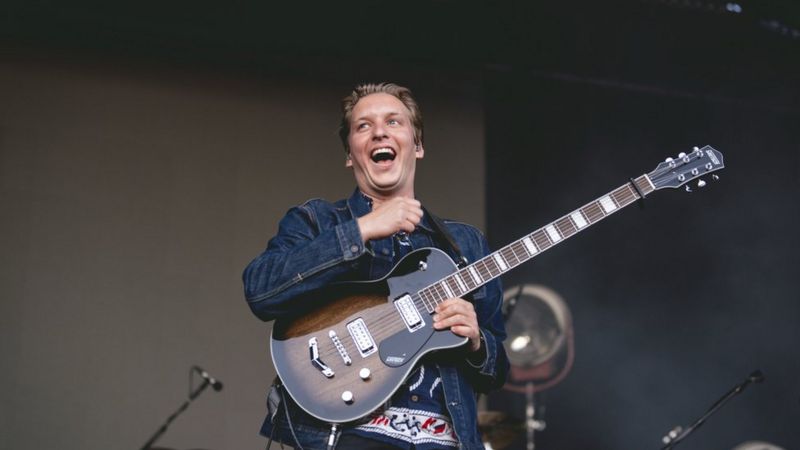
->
<box><xmin>678</xmin><ymin>152</ymin><xmax>687</xmax><ymax>158</ymax></box>
<box><xmin>712</xmin><ymin>174</ymin><xmax>720</xmax><ymax>181</ymax></box>
<box><xmin>685</xmin><ymin>185</ymin><xmax>692</xmax><ymax>192</ymax></box>
<box><xmin>697</xmin><ymin>179</ymin><xmax>707</xmax><ymax>188</ymax></box>
<box><xmin>665</xmin><ymin>157</ymin><xmax>674</xmax><ymax>163</ymax></box>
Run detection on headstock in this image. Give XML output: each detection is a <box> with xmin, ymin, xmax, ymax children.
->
<box><xmin>649</xmin><ymin>145</ymin><xmax>724</xmax><ymax>191</ymax></box>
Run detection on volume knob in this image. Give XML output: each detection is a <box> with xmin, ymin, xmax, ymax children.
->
<box><xmin>359</xmin><ymin>368</ymin><xmax>371</xmax><ymax>380</ymax></box>
<box><xmin>341</xmin><ymin>391</ymin><xmax>354</xmax><ymax>403</ymax></box>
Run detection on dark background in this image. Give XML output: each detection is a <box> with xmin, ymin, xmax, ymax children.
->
<box><xmin>4</xmin><ymin>0</ymin><xmax>798</xmax><ymax>448</ymax></box>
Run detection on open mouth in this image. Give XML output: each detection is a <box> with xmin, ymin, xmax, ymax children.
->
<box><xmin>371</xmin><ymin>147</ymin><xmax>396</xmax><ymax>163</ymax></box>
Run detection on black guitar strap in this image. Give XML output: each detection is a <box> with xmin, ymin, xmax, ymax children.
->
<box><xmin>422</xmin><ymin>206</ymin><xmax>469</xmax><ymax>268</ymax></box>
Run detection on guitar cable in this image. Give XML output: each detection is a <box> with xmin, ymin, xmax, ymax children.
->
<box><xmin>264</xmin><ymin>382</ymin><xmax>303</xmax><ymax>450</ymax></box>
<box><xmin>279</xmin><ymin>384</ymin><xmax>305</xmax><ymax>450</ymax></box>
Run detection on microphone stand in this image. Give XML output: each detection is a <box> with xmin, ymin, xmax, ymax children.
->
<box><xmin>660</xmin><ymin>370</ymin><xmax>764</xmax><ymax>449</ymax></box>
<box><xmin>140</xmin><ymin>371</ymin><xmax>214</xmax><ymax>450</ymax></box>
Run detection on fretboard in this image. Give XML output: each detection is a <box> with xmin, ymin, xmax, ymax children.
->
<box><xmin>416</xmin><ymin>174</ymin><xmax>655</xmax><ymax>311</ymax></box>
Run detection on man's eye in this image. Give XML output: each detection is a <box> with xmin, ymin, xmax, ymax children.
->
<box><xmin>357</xmin><ymin>123</ymin><xmax>369</xmax><ymax>130</ymax></box>
<box><xmin>388</xmin><ymin>119</ymin><xmax>399</xmax><ymax>125</ymax></box>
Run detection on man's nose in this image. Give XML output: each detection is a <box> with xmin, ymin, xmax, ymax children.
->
<box><xmin>371</xmin><ymin>123</ymin><xmax>388</xmax><ymax>140</ymax></box>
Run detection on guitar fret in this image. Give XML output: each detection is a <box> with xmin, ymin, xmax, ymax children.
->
<box><xmin>484</xmin><ymin>258</ymin><xmax>500</xmax><ymax>278</ymax></box>
<box><xmin>436</xmin><ymin>282</ymin><xmax>449</xmax><ymax>299</ymax></box>
<box><xmin>468</xmin><ymin>266</ymin><xmax>482</xmax><ymax>284</ymax></box>
<box><xmin>571</xmin><ymin>210</ymin><xmax>588</xmax><ymax>228</ymax></box>
<box><xmin>623</xmin><ymin>185</ymin><xmax>639</xmax><ymax>204</ymax></box>
<box><xmin>612</xmin><ymin>187</ymin><xmax>630</xmax><ymax>207</ymax></box>
<box><xmin>585</xmin><ymin>203</ymin><xmax>604</xmax><ymax>222</ymax></box>
<box><xmin>440</xmin><ymin>280</ymin><xmax>455</xmax><ymax>299</ymax></box>
<box><xmin>446</xmin><ymin>277</ymin><xmax>460</xmax><ymax>297</ymax></box>
<box><xmin>483</xmin><ymin>255</ymin><xmax>496</xmax><ymax>278</ymax></box>
<box><xmin>599</xmin><ymin>195</ymin><xmax>617</xmax><ymax>213</ymax></box>
<box><xmin>482</xmin><ymin>257</ymin><xmax>499</xmax><ymax>277</ymax></box>
<box><xmin>534</xmin><ymin>230</ymin><xmax>551</xmax><ymax>249</ymax></box>
<box><xmin>557</xmin><ymin>217</ymin><xmax>577</xmax><ymax>238</ymax></box>
<box><xmin>430</xmin><ymin>284</ymin><xmax>444</xmax><ymax>303</ymax></box>
<box><xmin>545</xmin><ymin>224</ymin><xmax>562</xmax><ymax>243</ymax></box>
<box><xmin>493</xmin><ymin>253</ymin><xmax>509</xmax><ymax>271</ymax></box>
<box><xmin>454</xmin><ymin>273</ymin><xmax>468</xmax><ymax>292</ymax></box>
<box><xmin>475</xmin><ymin>260</ymin><xmax>490</xmax><ymax>281</ymax></box>
<box><xmin>523</xmin><ymin>236</ymin><xmax>538</xmax><ymax>255</ymax></box>
<box><xmin>509</xmin><ymin>242</ymin><xmax>525</xmax><ymax>264</ymax></box>
<box><xmin>642</xmin><ymin>174</ymin><xmax>656</xmax><ymax>192</ymax></box>
<box><xmin>501</xmin><ymin>246</ymin><xmax>519</xmax><ymax>266</ymax></box>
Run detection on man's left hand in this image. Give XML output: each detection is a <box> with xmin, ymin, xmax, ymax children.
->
<box><xmin>433</xmin><ymin>298</ymin><xmax>481</xmax><ymax>352</ymax></box>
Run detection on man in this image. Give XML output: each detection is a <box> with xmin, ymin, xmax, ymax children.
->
<box><xmin>243</xmin><ymin>83</ymin><xmax>509</xmax><ymax>449</ymax></box>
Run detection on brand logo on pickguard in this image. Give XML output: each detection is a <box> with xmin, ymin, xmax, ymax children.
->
<box><xmin>386</xmin><ymin>356</ymin><xmax>405</xmax><ymax>364</ymax></box>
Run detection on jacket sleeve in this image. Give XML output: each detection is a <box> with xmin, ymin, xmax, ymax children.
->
<box><xmin>242</xmin><ymin>201</ymin><xmax>366</xmax><ymax>322</ymax></box>
<box><xmin>449</xmin><ymin>223</ymin><xmax>510</xmax><ymax>392</ymax></box>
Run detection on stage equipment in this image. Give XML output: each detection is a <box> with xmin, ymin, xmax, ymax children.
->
<box><xmin>140</xmin><ymin>366</ymin><xmax>224</xmax><ymax>450</ymax></box>
<box><xmin>478</xmin><ymin>411</ymin><xmax>524</xmax><ymax>450</ymax></box>
<box><xmin>660</xmin><ymin>370</ymin><xmax>765</xmax><ymax>449</ymax></box>
<box><xmin>494</xmin><ymin>284</ymin><xmax>575</xmax><ymax>450</ymax></box>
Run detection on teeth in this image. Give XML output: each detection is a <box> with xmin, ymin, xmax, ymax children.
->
<box><xmin>371</xmin><ymin>148</ymin><xmax>394</xmax><ymax>156</ymax></box>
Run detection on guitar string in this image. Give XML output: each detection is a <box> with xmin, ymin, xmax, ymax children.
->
<box><xmin>311</xmin><ymin>158</ymin><xmax>722</xmax><ymax>363</ymax></box>
<box><xmin>315</xmin><ymin>185</ymin><xmax>645</xmax><ymax>362</ymax></box>
<box><xmin>294</xmin><ymin>159</ymin><xmax>718</xmax><ymax>375</ymax></box>
<box><xmin>312</xmin><ymin>182</ymin><xmax>647</xmax><ymax>362</ymax></box>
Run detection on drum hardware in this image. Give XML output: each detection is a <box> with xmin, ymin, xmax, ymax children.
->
<box><xmin>477</xmin><ymin>411</ymin><xmax>524</xmax><ymax>450</ymax></box>
<box><xmin>482</xmin><ymin>284</ymin><xmax>575</xmax><ymax>450</ymax></box>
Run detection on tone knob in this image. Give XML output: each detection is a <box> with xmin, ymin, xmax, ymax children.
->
<box><xmin>341</xmin><ymin>391</ymin><xmax>354</xmax><ymax>403</ymax></box>
<box><xmin>359</xmin><ymin>368</ymin><xmax>371</xmax><ymax>380</ymax></box>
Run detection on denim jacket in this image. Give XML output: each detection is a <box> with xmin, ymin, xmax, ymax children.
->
<box><xmin>243</xmin><ymin>189</ymin><xmax>509</xmax><ymax>449</ymax></box>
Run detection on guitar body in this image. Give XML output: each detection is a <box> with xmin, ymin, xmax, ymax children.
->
<box><xmin>270</xmin><ymin>247</ymin><xmax>469</xmax><ymax>423</ymax></box>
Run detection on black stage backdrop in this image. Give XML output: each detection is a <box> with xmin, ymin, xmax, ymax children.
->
<box><xmin>484</xmin><ymin>70</ymin><xmax>799</xmax><ymax>449</ymax></box>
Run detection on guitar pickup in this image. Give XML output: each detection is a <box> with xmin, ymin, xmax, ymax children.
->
<box><xmin>347</xmin><ymin>318</ymin><xmax>377</xmax><ymax>358</ymax></box>
<box><xmin>394</xmin><ymin>294</ymin><xmax>424</xmax><ymax>332</ymax></box>
<box><xmin>308</xmin><ymin>337</ymin><xmax>334</xmax><ymax>378</ymax></box>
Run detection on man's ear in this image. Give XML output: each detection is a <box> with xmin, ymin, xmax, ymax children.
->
<box><xmin>415</xmin><ymin>144</ymin><xmax>424</xmax><ymax>159</ymax></box>
<box><xmin>345</xmin><ymin>152</ymin><xmax>353</xmax><ymax>167</ymax></box>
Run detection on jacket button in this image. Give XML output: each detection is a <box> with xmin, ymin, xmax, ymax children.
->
<box><xmin>410</xmin><ymin>395</ymin><xmax>419</xmax><ymax>402</ymax></box>
<box><xmin>350</xmin><ymin>245</ymin><xmax>359</xmax><ymax>253</ymax></box>
<box><xmin>382</xmin><ymin>248</ymin><xmax>390</xmax><ymax>255</ymax></box>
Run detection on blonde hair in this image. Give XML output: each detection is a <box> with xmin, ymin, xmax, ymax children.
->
<box><xmin>338</xmin><ymin>82</ymin><xmax>424</xmax><ymax>154</ymax></box>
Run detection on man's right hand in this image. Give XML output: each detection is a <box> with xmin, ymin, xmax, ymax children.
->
<box><xmin>357</xmin><ymin>197</ymin><xmax>423</xmax><ymax>243</ymax></box>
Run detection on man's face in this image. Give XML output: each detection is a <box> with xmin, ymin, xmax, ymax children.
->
<box><xmin>346</xmin><ymin>93</ymin><xmax>423</xmax><ymax>199</ymax></box>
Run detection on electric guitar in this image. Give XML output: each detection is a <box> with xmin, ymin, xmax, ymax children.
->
<box><xmin>270</xmin><ymin>145</ymin><xmax>725</xmax><ymax>423</ymax></box>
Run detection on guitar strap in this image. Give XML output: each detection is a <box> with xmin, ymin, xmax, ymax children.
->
<box><xmin>422</xmin><ymin>206</ymin><xmax>469</xmax><ymax>268</ymax></box>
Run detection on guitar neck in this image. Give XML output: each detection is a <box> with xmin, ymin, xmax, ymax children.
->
<box><xmin>416</xmin><ymin>174</ymin><xmax>656</xmax><ymax>311</ymax></box>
